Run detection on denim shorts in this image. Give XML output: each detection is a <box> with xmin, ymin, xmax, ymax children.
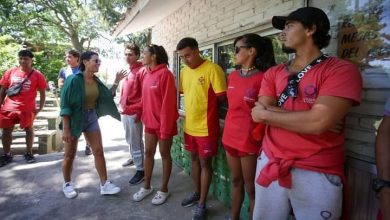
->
<box><xmin>82</xmin><ymin>109</ymin><xmax>100</xmax><ymax>132</ymax></box>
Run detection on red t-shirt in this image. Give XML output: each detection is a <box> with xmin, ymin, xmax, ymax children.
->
<box><xmin>260</xmin><ymin>57</ymin><xmax>362</xmax><ymax>160</ymax></box>
<box><xmin>222</xmin><ymin>69</ymin><xmax>264</xmax><ymax>153</ymax></box>
<box><xmin>119</xmin><ymin>62</ymin><xmax>145</xmax><ymax>116</ymax></box>
<box><xmin>141</xmin><ymin>64</ymin><xmax>178</xmax><ymax>139</ymax></box>
<box><xmin>0</xmin><ymin>67</ymin><xmax>47</xmax><ymax>112</ymax></box>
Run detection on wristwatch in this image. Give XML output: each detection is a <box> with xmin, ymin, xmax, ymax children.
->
<box><xmin>372</xmin><ymin>178</ymin><xmax>390</xmax><ymax>195</ymax></box>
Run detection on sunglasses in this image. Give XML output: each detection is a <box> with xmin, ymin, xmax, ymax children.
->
<box><xmin>235</xmin><ymin>45</ymin><xmax>251</xmax><ymax>54</ymax></box>
<box><xmin>287</xmin><ymin>75</ymin><xmax>298</xmax><ymax>98</ymax></box>
<box><xmin>91</xmin><ymin>59</ymin><xmax>101</xmax><ymax>64</ymax></box>
<box><xmin>147</xmin><ymin>44</ymin><xmax>157</xmax><ymax>54</ymax></box>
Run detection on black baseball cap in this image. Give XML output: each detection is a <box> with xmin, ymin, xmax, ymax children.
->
<box><xmin>272</xmin><ymin>7</ymin><xmax>330</xmax><ymax>31</ymax></box>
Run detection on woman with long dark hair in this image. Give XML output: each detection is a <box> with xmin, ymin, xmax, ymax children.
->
<box><xmin>132</xmin><ymin>44</ymin><xmax>178</xmax><ymax>205</ymax></box>
<box><xmin>60</xmin><ymin>51</ymin><xmax>121</xmax><ymax>199</ymax></box>
<box><xmin>222</xmin><ymin>33</ymin><xmax>276</xmax><ymax>219</ymax></box>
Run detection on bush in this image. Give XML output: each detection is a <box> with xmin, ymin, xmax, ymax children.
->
<box><xmin>0</xmin><ymin>35</ymin><xmax>19</xmax><ymax>76</ymax></box>
<box><xmin>0</xmin><ymin>35</ymin><xmax>70</xmax><ymax>83</ymax></box>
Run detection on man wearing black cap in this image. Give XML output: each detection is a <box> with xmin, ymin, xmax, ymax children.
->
<box><xmin>251</xmin><ymin>7</ymin><xmax>362</xmax><ymax>219</ymax></box>
<box><xmin>0</xmin><ymin>50</ymin><xmax>47</xmax><ymax>166</ymax></box>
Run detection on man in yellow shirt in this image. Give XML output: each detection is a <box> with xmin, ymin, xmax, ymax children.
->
<box><xmin>177</xmin><ymin>37</ymin><xmax>226</xmax><ymax>220</ymax></box>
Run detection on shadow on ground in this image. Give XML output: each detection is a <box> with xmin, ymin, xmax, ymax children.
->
<box><xmin>0</xmin><ymin>116</ymin><xmax>229</xmax><ymax>220</ymax></box>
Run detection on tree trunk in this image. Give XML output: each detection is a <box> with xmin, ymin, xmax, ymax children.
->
<box><xmin>70</xmin><ymin>34</ymin><xmax>83</xmax><ymax>52</ymax></box>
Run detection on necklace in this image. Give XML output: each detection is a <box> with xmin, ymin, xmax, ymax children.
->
<box><xmin>240</xmin><ymin>67</ymin><xmax>259</xmax><ymax>77</ymax></box>
<box><xmin>241</xmin><ymin>66</ymin><xmax>256</xmax><ymax>72</ymax></box>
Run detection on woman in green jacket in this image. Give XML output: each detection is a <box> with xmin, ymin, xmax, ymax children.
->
<box><xmin>60</xmin><ymin>51</ymin><xmax>121</xmax><ymax>199</ymax></box>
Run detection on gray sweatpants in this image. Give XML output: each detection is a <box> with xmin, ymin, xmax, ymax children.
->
<box><xmin>253</xmin><ymin>152</ymin><xmax>343</xmax><ymax>220</ymax></box>
<box><xmin>122</xmin><ymin>114</ymin><xmax>144</xmax><ymax>171</ymax></box>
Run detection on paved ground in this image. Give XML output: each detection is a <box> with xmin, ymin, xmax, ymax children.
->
<box><xmin>0</xmin><ymin>116</ymin><xmax>230</xmax><ymax>220</ymax></box>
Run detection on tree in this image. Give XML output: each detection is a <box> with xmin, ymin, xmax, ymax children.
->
<box><xmin>0</xmin><ymin>35</ymin><xmax>20</xmax><ymax>75</ymax></box>
<box><xmin>0</xmin><ymin>0</ymin><xmax>134</xmax><ymax>52</ymax></box>
<box><xmin>96</xmin><ymin>0</ymin><xmax>135</xmax><ymax>28</ymax></box>
<box><xmin>115</xmin><ymin>28</ymin><xmax>152</xmax><ymax>51</ymax></box>
<box><xmin>0</xmin><ymin>0</ymin><xmax>137</xmax><ymax>81</ymax></box>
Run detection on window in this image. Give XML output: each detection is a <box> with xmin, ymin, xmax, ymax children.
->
<box><xmin>269</xmin><ymin>34</ymin><xmax>289</xmax><ymax>64</ymax></box>
<box><xmin>200</xmin><ymin>47</ymin><xmax>213</xmax><ymax>62</ymax></box>
<box><xmin>217</xmin><ymin>43</ymin><xmax>235</xmax><ymax>75</ymax></box>
<box><xmin>310</xmin><ymin>0</ymin><xmax>390</xmax><ymax>77</ymax></box>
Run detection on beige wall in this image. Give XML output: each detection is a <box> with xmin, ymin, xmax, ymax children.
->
<box><xmin>151</xmin><ymin>0</ymin><xmax>390</xmax><ymax>163</ymax></box>
<box><xmin>152</xmin><ymin>0</ymin><xmax>305</xmax><ymax>61</ymax></box>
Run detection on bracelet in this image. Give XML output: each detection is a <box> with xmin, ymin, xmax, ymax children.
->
<box><xmin>113</xmin><ymin>82</ymin><xmax>118</xmax><ymax>86</ymax></box>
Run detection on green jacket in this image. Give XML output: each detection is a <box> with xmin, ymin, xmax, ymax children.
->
<box><xmin>59</xmin><ymin>71</ymin><xmax>121</xmax><ymax>138</ymax></box>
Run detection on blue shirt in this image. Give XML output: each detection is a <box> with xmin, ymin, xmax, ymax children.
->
<box><xmin>58</xmin><ymin>66</ymin><xmax>79</xmax><ymax>80</ymax></box>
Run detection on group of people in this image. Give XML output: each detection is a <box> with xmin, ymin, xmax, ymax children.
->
<box><xmin>0</xmin><ymin>6</ymin><xmax>389</xmax><ymax>220</ymax></box>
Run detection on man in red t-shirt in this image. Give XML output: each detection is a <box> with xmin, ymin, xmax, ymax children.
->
<box><xmin>0</xmin><ymin>50</ymin><xmax>47</xmax><ymax>166</ymax></box>
<box><xmin>251</xmin><ymin>7</ymin><xmax>362</xmax><ymax>219</ymax></box>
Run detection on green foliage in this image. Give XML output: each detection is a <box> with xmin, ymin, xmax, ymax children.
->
<box><xmin>96</xmin><ymin>0</ymin><xmax>135</xmax><ymax>28</ymax></box>
<box><xmin>0</xmin><ymin>0</ymin><xmax>135</xmax><ymax>52</ymax></box>
<box><xmin>115</xmin><ymin>28</ymin><xmax>152</xmax><ymax>51</ymax></box>
<box><xmin>33</xmin><ymin>46</ymin><xmax>68</xmax><ymax>83</ymax></box>
<box><xmin>0</xmin><ymin>35</ymin><xmax>20</xmax><ymax>76</ymax></box>
<box><xmin>0</xmin><ymin>34</ymin><xmax>68</xmax><ymax>82</ymax></box>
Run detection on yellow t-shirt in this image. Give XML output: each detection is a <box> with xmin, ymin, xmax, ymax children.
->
<box><xmin>180</xmin><ymin>60</ymin><xmax>227</xmax><ymax>136</ymax></box>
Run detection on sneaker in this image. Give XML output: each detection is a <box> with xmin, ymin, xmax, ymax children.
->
<box><xmin>181</xmin><ymin>192</ymin><xmax>200</xmax><ymax>207</ymax></box>
<box><xmin>85</xmin><ymin>145</ymin><xmax>92</xmax><ymax>156</ymax></box>
<box><xmin>151</xmin><ymin>191</ymin><xmax>170</xmax><ymax>205</ymax></box>
<box><xmin>122</xmin><ymin>158</ymin><xmax>134</xmax><ymax>167</ymax></box>
<box><xmin>0</xmin><ymin>154</ymin><xmax>13</xmax><ymax>167</ymax></box>
<box><xmin>192</xmin><ymin>204</ymin><xmax>207</xmax><ymax>220</ymax></box>
<box><xmin>0</xmin><ymin>157</ymin><xmax>5</xmax><ymax>167</ymax></box>
<box><xmin>24</xmin><ymin>152</ymin><xmax>36</xmax><ymax>163</ymax></box>
<box><xmin>63</xmin><ymin>182</ymin><xmax>78</xmax><ymax>199</ymax></box>
<box><xmin>129</xmin><ymin>171</ymin><xmax>144</xmax><ymax>185</ymax></box>
<box><xmin>100</xmin><ymin>180</ymin><xmax>121</xmax><ymax>195</ymax></box>
<box><xmin>133</xmin><ymin>187</ymin><xmax>153</xmax><ymax>202</ymax></box>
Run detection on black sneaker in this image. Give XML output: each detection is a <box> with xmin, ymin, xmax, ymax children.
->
<box><xmin>85</xmin><ymin>145</ymin><xmax>92</xmax><ymax>156</ymax></box>
<box><xmin>24</xmin><ymin>152</ymin><xmax>36</xmax><ymax>163</ymax></box>
<box><xmin>1</xmin><ymin>154</ymin><xmax>13</xmax><ymax>167</ymax></box>
<box><xmin>181</xmin><ymin>192</ymin><xmax>200</xmax><ymax>207</ymax></box>
<box><xmin>192</xmin><ymin>204</ymin><xmax>207</xmax><ymax>220</ymax></box>
<box><xmin>129</xmin><ymin>170</ymin><xmax>144</xmax><ymax>185</ymax></box>
<box><xmin>0</xmin><ymin>157</ymin><xmax>6</xmax><ymax>167</ymax></box>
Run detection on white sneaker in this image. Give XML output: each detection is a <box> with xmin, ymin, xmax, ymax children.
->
<box><xmin>63</xmin><ymin>182</ymin><xmax>77</xmax><ymax>199</ymax></box>
<box><xmin>133</xmin><ymin>187</ymin><xmax>153</xmax><ymax>202</ymax></box>
<box><xmin>100</xmin><ymin>180</ymin><xmax>121</xmax><ymax>195</ymax></box>
<box><xmin>151</xmin><ymin>191</ymin><xmax>170</xmax><ymax>205</ymax></box>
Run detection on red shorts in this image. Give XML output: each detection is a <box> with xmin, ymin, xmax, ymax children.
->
<box><xmin>145</xmin><ymin>127</ymin><xmax>173</xmax><ymax>140</ymax></box>
<box><xmin>224</xmin><ymin>145</ymin><xmax>257</xmax><ymax>158</ymax></box>
<box><xmin>0</xmin><ymin>110</ymin><xmax>35</xmax><ymax>129</ymax></box>
<box><xmin>184</xmin><ymin>133</ymin><xmax>218</xmax><ymax>158</ymax></box>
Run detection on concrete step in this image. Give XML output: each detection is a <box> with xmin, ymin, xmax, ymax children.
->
<box><xmin>0</xmin><ymin>143</ymin><xmax>39</xmax><ymax>155</ymax></box>
<box><xmin>36</xmin><ymin>97</ymin><xmax>59</xmax><ymax>107</ymax></box>
<box><xmin>41</xmin><ymin>107</ymin><xmax>60</xmax><ymax>112</ymax></box>
<box><xmin>13</xmin><ymin>121</ymin><xmax>49</xmax><ymax>131</ymax></box>
<box><xmin>11</xmin><ymin>137</ymin><xmax>39</xmax><ymax>144</ymax></box>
